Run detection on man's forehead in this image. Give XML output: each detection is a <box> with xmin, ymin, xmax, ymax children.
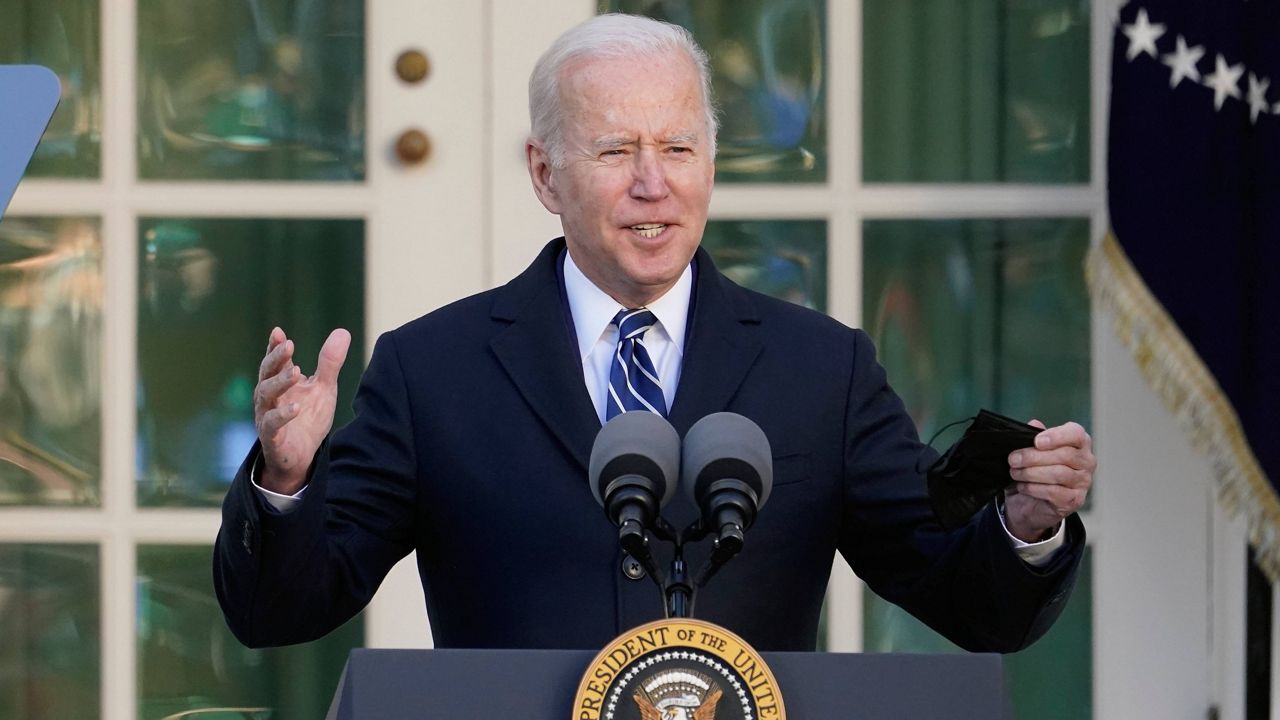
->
<box><xmin>559</xmin><ymin>54</ymin><xmax>705</xmax><ymax>134</ymax></box>
<box><xmin>559</xmin><ymin>49</ymin><xmax>699</xmax><ymax>95</ymax></box>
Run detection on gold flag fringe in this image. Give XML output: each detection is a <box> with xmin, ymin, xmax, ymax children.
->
<box><xmin>1088</xmin><ymin>232</ymin><xmax>1280</xmax><ymax>581</ymax></box>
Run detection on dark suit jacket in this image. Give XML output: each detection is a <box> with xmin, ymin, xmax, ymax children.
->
<box><xmin>214</xmin><ymin>238</ymin><xmax>1084</xmax><ymax>651</ymax></box>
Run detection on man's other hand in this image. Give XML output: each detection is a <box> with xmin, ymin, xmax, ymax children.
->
<box><xmin>1005</xmin><ymin>420</ymin><xmax>1095</xmax><ymax>543</ymax></box>
<box><xmin>253</xmin><ymin>326</ymin><xmax>351</xmax><ymax>494</ymax></box>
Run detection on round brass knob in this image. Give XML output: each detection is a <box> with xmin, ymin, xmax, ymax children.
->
<box><xmin>395</xmin><ymin>129</ymin><xmax>431</xmax><ymax>165</ymax></box>
<box><xmin>395</xmin><ymin>49</ymin><xmax>430</xmax><ymax>84</ymax></box>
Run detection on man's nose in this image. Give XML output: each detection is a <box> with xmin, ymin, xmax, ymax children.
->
<box><xmin>629</xmin><ymin>150</ymin><xmax>670</xmax><ymax>201</ymax></box>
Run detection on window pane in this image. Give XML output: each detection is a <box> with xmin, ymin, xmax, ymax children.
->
<box><xmin>0</xmin><ymin>0</ymin><xmax>102</xmax><ymax>178</ymax></box>
<box><xmin>138</xmin><ymin>545</ymin><xmax>362</xmax><ymax>720</ymax></box>
<box><xmin>863</xmin><ymin>549</ymin><xmax>1093</xmax><ymax>720</ymax></box>
<box><xmin>862</xmin><ymin>0</ymin><xmax>1089</xmax><ymax>183</ymax></box>
<box><xmin>702</xmin><ymin>220</ymin><xmax>827</xmax><ymax>311</ymax></box>
<box><xmin>603</xmin><ymin>0</ymin><xmax>827</xmax><ymax>183</ymax></box>
<box><xmin>0</xmin><ymin>217</ymin><xmax>101</xmax><ymax>506</ymax></box>
<box><xmin>137</xmin><ymin>0</ymin><xmax>365</xmax><ymax>181</ymax></box>
<box><xmin>862</xmin><ymin>218</ymin><xmax>1091</xmax><ymax>444</ymax></box>
<box><xmin>136</xmin><ymin>218</ymin><xmax>364</xmax><ymax>507</ymax></box>
<box><xmin>0</xmin><ymin>543</ymin><xmax>100</xmax><ymax>720</ymax></box>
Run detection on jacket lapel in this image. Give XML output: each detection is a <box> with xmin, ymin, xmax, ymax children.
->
<box><xmin>488</xmin><ymin>242</ymin><xmax>765</xmax><ymax>470</ymax></box>
<box><xmin>489</xmin><ymin>239</ymin><xmax>600</xmax><ymax>473</ymax></box>
<box><xmin>666</xmin><ymin>248</ymin><xmax>764</xmax><ymax>435</ymax></box>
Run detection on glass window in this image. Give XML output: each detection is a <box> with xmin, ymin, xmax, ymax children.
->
<box><xmin>862</xmin><ymin>218</ymin><xmax>1091</xmax><ymax>442</ymax></box>
<box><xmin>136</xmin><ymin>218</ymin><xmax>364</xmax><ymax>507</ymax></box>
<box><xmin>138</xmin><ymin>545</ymin><xmax>362</xmax><ymax>720</ymax></box>
<box><xmin>862</xmin><ymin>217</ymin><xmax>1092</xmax><ymax>715</ymax></box>
<box><xmin>862</xmin><ymin>0</ymin><xmax>1090</xmax><ymax>183</ymax></box>
<box><xmin>603</xmin><ymin>0</ymin><xmax>827</xmax><ymax>183</ymax></box>
<box><xmin>864</xmin><ymin>549</ymin><xmax>1093</xmax><ymax>720</ymax></box>
<box><xmin>0</xmin><ymin>543</ymin><xmax>101</xmax><ymax>720</ymax></box>
<box><xmin>701</xmin><ymin>219</ymin><xmax>827</xmax><ymax>311</ymax></box>
<box><xmin>0</xmin><ymin>0</ymin><xmax>102</xmax><ymax>178</ymax></box>
<box><xmin>137</xmin><ymin>0</ymin><xmax>365</xmax><ymax>181</ymax></box>
<box><xmin>0</xmin><ymin>217</ymin><xmax>101</xmax><ymax>506</ymax></box>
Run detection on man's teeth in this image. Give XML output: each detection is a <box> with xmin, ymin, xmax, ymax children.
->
<box><xmin>630</xmin><ymin>224</ymin><xmax>666</xmax><ymax>238</ymax></box>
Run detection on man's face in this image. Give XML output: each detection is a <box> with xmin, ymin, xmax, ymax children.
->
<box><xmin>528</xmin><ymin>51</ymin><xmax>715</xmax><ymax>308</ymax></box>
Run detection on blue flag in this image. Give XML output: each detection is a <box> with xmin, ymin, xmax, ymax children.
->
<box><xmin>1093</xmin><ymin>1</ymin><xmax>1280</xmax><ymax>576</ymax></box>
<box><xmin>0</xmin><ymin>65</ymin><xmax>60</xmax><ymax>221</ymax></box>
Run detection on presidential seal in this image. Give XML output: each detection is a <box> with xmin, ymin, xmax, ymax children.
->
<box><xmin>573</xmin><ymin>619</ymin><xmax>785</xmax><ymax>720</ymax></box>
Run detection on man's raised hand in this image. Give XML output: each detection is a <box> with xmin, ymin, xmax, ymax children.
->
<box><xmin>1004</xmin><ymin>420</ymin><xmax>1095</xmax><ymax>543</ymax></box>
<box><xmin>254</xmin><ymin>327</ymin><xmax>351</xmax><ymax>494</ymax></box>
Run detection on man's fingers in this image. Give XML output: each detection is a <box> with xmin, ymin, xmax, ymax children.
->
<box><xmin>1033</xmin><ymin>421</ymin><xmax>1091</xmax><ymax>451</ymax></box>
<box><xmin>259</xmin><ymin>337</ymin><xmax>295</xmax><ymax>383</ymax></box>
<box><xmin>1010</xmin><ymin>463</ymin><xmax>1092</xmax><ymax>488</ymax></box>
<box><xmin>258</xmin><ymin>401</ymin><xmax>302</xmax><ymax>440</ymax></box>
<box><xmin>254</xmin><ymin>365</ymin><xmax>302</xmax><ymax>417</ymax></box>
<box><xmin>1010</xmin><ymin>445</ymin><xmax>1095</xmax><ymax>472</ymax></box>
<box><xmin>266</xmin><ymin>326</ymin><xmax>286</xmax><ymax>353</ymax></box>
<box><xmin>1014</xmin><ymin>481</ymin><xmax>1086</xmax><ymax>515</ymax></box>
<box><xmin>314</xmin><ymin>328</ymin><xmax>351</xmax><ymax>386</ymax></box>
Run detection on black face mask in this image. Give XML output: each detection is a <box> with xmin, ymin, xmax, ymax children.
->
<box><xmin>925</xmin><ymin>409</ymin><xmax>1040</xmax><ymax>529</ymax></box>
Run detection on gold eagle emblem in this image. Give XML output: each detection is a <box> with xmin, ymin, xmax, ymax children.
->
<box><xmin>632</xmin><ymin>670</ymin><xmax>723</xmax><ymax>720</ymax></box>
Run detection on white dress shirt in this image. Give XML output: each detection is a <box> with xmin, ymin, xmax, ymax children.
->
<box><xmin>254</xmin><ymin>249</ymin><xmax>1064</xmax><ymax>564</ymax></box>
<box><xmin>563</xmin><ymin>250</ymin><xmax>690</xmax><ymax>425</ymax></box>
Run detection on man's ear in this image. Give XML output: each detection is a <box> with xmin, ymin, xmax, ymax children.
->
<box><xmin>526</xmin><ymin>140</ymin><xmax>562</xmax><ymax>215</ymax></box>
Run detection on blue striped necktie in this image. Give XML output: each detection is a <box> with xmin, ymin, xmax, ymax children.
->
<box><xmin>605</xmin><ymin>308</ymin><xmax>668</xmax><ymax>420</ymax></box>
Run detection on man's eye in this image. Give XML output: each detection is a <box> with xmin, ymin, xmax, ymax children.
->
<box><xmin>668</xmin><ymin>146</ymin><xmax>691</xmax><ymax>154</ymax></box>
<box><xmin>601</xmin><ymin>149</ymin><xmax>626</xmax><ymax>157</ymax></box>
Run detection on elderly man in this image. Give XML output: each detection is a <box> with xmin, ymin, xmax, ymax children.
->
<box><xmin>215</xmin><ymin>14</ymin><xmax>1092</xmax><ymax>652</ymax></box>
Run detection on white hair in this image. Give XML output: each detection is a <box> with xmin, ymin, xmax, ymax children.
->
<box><xmin>528</xmin><ymin>13</ymin><xmax>719</xmax><ymax>167</ymax></box>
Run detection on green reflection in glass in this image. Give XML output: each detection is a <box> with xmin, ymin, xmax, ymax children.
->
<box><xmin>137</xmin><ymin>0</ymin><xmax>365</xmax><ymax>180</ymax></box>
<box><xmin>863</xmin><ymin>0</ymin><xmax>1089</xmax><ymax>183</ymax></box>
<box><xmin>136</xmin><ymin>218</ymin><xmax>363</xmax><ymax>507</ymax></box>
<box><xmin>0</xmin><ymin>217</ymin><xmax>101</xmax><ymax>506</ymax></box>
<box><xmin>138</xmin><ymin>545</ymin><xmax>362</xmax><ymax>720</ymax></box>
<box><xmin>604</xmin><ymin>0</ymin><xmax>826</xmax><ymax>183</ymax></box>
<box><xmin>0</xmin><ymin>0</ymin><xmax>102</xmax><ymax>177</ymax></box>
<box><xmin>864</xmin><ymin>549</ymin><xmax>1093</xmax><ymax>720</ymax></box>
<box><xmin>863</xmin><ymin>218</ymin><xmax>1090</xmax><ymax>447</ymax></box>
<box><xmin>0</xmin><ymin>543</ymin><xmax>101</xmax><ymax>720</ymax></box>
<box><xmin>702</xmin><ymin>220</ymin><xmax>826</xmax><ymax>312</ymax></box>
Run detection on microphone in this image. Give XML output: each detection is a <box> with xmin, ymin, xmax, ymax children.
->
<box><xmin>681</xmin><ymin>412</ymin><xmax>773</xmax><ymax>558</ymax></box>
<box><xmin>589</xmin><ymin>411</ymin><xmax>681</xmax><ymax>562</ymax></box>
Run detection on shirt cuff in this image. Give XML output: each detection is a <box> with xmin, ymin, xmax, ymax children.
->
<box><xmin>250</xmin><ymin>455</ymin><xmax>307</xmax><ymax>514</ymax></box>
<box><xmin>997</xmin><ymin>501</ymin><xmax>1066</xmax><ymax>568</ymax></box>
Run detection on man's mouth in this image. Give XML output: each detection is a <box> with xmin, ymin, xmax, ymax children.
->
<box><xmin>629</xmin><ymin>223</ymin><xmax>667</xmax><ymax>239</ymax></box>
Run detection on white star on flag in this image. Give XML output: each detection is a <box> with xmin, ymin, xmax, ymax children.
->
<box><xmin>1162</xmin><ymin>35</ymin><xmax>1205</xmax><ymax>89</ymax></box>
<box><xmin>1203</xmin><ymin>54</ymin><xmax>1245</xmax><ymax>111</ymax></box>
<box><xmin>1248</xmin><ymin>74</ymin><xmax>1271</xmax><ymax>124</ymax></box>
<box><xmin>1122</xmin><ymin>9</ymin><xmax>1165</xmax><ymax>61</ymax></box>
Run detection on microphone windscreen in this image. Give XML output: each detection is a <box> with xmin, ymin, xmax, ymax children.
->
<box><xmin>681</xmin><ymin>412</ymin><xmax>773</xmax><ymax>509</ymax></box>
<box><xmin>588</xmin><ymin>411</ymin><xmax>681</xmax><ymax>509</ymax></box>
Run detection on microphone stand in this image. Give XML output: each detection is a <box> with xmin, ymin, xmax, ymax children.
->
<box><xmin>637</xmin><ymin>517</ymin><xmax>744</xmax><ymax>619</ymax></box>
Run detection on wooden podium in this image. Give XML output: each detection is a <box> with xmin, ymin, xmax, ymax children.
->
<box><xmin>326</xmin><ymin>647</ymin><xmax>1011</xmax><ymax>719</ymax></box>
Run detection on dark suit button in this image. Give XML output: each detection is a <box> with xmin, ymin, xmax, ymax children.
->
<box><xmin>621</xmin><ymin>554</ymin><xmax>646</xmax><ymax>580</ymax></box>
<box><xmin>242</xmin><ymin>520</ymin><xmax>253</xmax><ymax>555</ymax></box>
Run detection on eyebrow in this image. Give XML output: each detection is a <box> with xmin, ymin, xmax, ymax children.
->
<box><xmin>589</xmin><ymin>133</ymin><xmax>701</xmax><ymax>150</ymax></box>
<box><xmin>591</xmin><ymin>135</ymin><xmax>634</xmax><ymax>151</ymax></box>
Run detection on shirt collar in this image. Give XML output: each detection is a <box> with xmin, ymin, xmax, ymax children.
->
<box><xmin>563</xmin><ymin>250</ymin><xmax>692</xmax><ymax>360</ymax></box>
